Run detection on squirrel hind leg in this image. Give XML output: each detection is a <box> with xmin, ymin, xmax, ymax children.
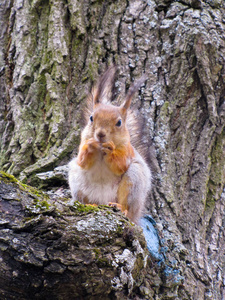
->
<box><xmin>118</xmin><ymin>157</ymin><xmax>151</xmax><ymax>224</ymax></box>
<box><xmin>117</xmin><ymin>175</ymin><xmax>142</xmax><ymax>224</ymax></box>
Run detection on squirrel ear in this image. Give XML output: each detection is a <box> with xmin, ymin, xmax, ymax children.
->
<box><xmin>121</xmin><ymin>74</ymin><xmax>147</xmax><ymax>112</ymax></box>
<box><xmin>91</xmin><ymin>66</ymin><xmax>117</xmax><ymax>106</ymax></box>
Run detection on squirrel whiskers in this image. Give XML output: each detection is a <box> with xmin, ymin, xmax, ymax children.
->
<box><xmin>68</xmin><ymin>66</ymin><xmax>152</xmax><ymax>224</ymax></box>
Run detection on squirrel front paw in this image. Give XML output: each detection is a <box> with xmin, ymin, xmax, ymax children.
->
<box><xmin>77</xmin><ymin>138</ymin><xmax>100</xmax><ymax>169</ymax></box>
<box><xmin>86</xmin><ymin>138</ymin><xmax>100</xmax><ymax>152</ymax></box>
<box><xmin>101</xmin><ymin>141</ymin><xmax>116</xmax><ymax>155</ymax></box>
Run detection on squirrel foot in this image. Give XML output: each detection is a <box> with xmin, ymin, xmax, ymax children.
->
<box><xmin>108</xmin><ymin>202</ymin><xmax>128</xmax><ymax>217</ymax></box>
<box><xmin>108</xmin><ymin>202</ymin><xmax>122</xmax><ymax>210</ymax></box>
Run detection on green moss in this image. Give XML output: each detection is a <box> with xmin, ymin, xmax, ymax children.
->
<box><xmin>0</xmin><ymin>171</ymin><xmax>18</xmax><ymax>184</ymax></box>
<box><xmin>186</xmin><ymin>76</ymin><xmax>194</xmax><ymax>88</ymax></box>
<box><xmin>105</xmin><ymin>210</ymin><xmax>112</xmax><ymax>216</ymax></box>
<box><xmin>72</xmin><ymin>201</ymin><xmax>100</xmax><ymax>213</ymax></box>
<box><xmin>93</xmin><ymin>248</ymin><xmax>112</xmax><ymax>267</ymax></box>
<box><xmin>39</xmin><ymin>200</ymin><xmax>50</xmax><ymax>209</ymax></box>
<box><xmin>116</xmin><ymin>225</ymin><xmax>123</xmax><ymax>235</ymax></box>
<box><xmin>160</xmin><ymin>101</ymin><xmax>171</xmax><ymax>119</ymax></box>
<box><xmin>97</xmin><ymin>257</ymin><xmax>110</xmax><ymax>267</ymax></box>
<box><xmin>1</xmin><ymin>171</ymin><xmax>52</xmax><ymax>214</ymax></box>
<box><xmin>88</xmin><ymin>62</ymin><xmax>99</xmax><ymax>81</ymax></box>
<box><xmin>26</xmin><ymin>196</ymin><xmax>51</xmax><ymax>215</ymax></box>
<box><xmin>205</xmin><ymin>129</ymin><xmax>225</xmax><ymax>216</ymax></box>
<box><xmin>19</xmin><ymin>180</ymin><xmax>49</xmax><ymax>199</ymax></box>
<box><xmin>0</xmin><ymin>170</ymin><xmax>50</xmax><ymax>201</ymax></box>
<box><xmin>128</xmin><ymin>220</ymin><xmax>135</xmax><ymax>227</ymax></box>
<box><xmin>93</xmin><ymin>248</ymin><xmax>100</xmax><ymax>259</ymax></box>
<box><xmin>205</xmin><ymin>189</ymin><xmax>215</xmax><ymax>209</ymax></box>
<box><xmin>24</xmin><ymin>215</ymin><xmax>37</xmax><ymax>222</ymax></box>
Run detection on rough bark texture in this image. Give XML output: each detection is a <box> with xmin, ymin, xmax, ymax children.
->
<box><xmin>0</xmin><ymin>0</ymin><xmax>225</xmax><ymax>299</ymax></box>
<box><xmin>0</xmin><ymin>172</ymin><xmax>177</xmax><ymax>300</ymax></box>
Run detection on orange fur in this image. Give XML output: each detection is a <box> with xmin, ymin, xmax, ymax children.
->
<box><xmin>77</xmin><ymin>138</ymin><xmax>100</xmax><ymax>169</ymax></box>
<box><xmin>103</xmin><ymin>142</ymin><xmax>134</xmax><ymax>176</ymax></box>
<box><xmin>117</xmin><ymin>175</ymin><xmax>132</xmax><ymax>213</ymax></box>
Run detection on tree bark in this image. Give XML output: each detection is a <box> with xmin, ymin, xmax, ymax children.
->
<box><xmin>0</xmin><ymin>172</ymin><xmax>151</xmax><ymax>299</ymax></box>
<box><xmin>0</xmin><ymin>0</ymin><xmax>225</xmax><ymax>299</ymax></box>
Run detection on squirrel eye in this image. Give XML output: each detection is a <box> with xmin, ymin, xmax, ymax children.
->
<box><xmin>90</xmin><ymin>115</ymin><xmax>93</xmax><ymax>122</ymax></box>
<box><xmin>116</xmin><ymin>119</ymin><xmax>122</xmax><ymax>127</ymax></box>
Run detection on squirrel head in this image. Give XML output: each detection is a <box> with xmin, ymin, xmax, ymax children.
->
<box><xmin>89</xmin><ymin>103</ymin><xmax>130</xmax><ymax>145</ymax></box>
<box><xmin>84</xmin><ymin>66</ymin><xmax>147</xmax><ymax>146</ymax></box>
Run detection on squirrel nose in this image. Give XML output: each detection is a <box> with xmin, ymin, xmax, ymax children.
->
<box><xmin>97</xmin><ymin>131</ymin><xmax>106</xmax><ymax>142</ymax></box>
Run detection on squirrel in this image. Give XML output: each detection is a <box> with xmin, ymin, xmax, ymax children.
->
<box><xmin>68</xmin><ymin>66</ymin><xmax>152</xmax><ymax>224</ymax></box>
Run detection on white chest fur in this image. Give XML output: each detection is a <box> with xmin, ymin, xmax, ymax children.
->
<box><xmin>68</xmin><ymin>157</ymin><xmax>121</xmax><ymax>205</ymax></box>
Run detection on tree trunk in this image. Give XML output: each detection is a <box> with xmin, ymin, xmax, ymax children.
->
<box><xmin>0</xmin><ymin>0</ymin><xmax>225</xmax><ymax>299</ymax></box>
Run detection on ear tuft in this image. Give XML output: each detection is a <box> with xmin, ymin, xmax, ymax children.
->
<box><xmin>122</xmin><ymin>74</ymin><xmax>147</xmax><ymax>110</ymax></box>
<box><xmin>92</xmin><ymin>66</ymin><xmax>117</xmax><ymax>106</ymax></box>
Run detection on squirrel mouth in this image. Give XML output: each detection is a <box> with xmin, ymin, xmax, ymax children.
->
<box><xmin>95</xmin><ymin>134</ymin><xmax>106</xmax><ymax>143</ymax></box>
<box><xmin>98</xmin><ymin>137</ymin><xmax>106</xmax><ymax>143</ymax></box>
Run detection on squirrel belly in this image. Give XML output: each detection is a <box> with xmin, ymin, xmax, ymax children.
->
<box><xmin>68</xmin><ymin>155</ymin><xmax>122</xmax><ymax>205</ymax></box>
